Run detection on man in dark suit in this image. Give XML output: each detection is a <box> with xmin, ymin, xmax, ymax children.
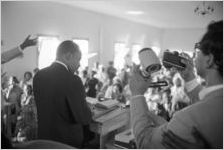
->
<box><xmin>33</xmin><ymin>40</ymin><xmax>92</xmax><ymax>148</ymax></box>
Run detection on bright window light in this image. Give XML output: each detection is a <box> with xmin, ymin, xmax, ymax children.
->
<box><xmin>73</xmin><ymin>39</ymin><xmax>89</xmax><ymax>70</ymax></box>
<box><xmin>131</xmin><ymin>44</ymin><xmax>142</xmax><ymax>65</ymax></box>
<box><xmin>114</xmin><ymin>42</ymin><xmax>129</xmax><ymax>70</ymax></box>
<box><xmin>38</xmin><ymin>36</ymin><xmax>60</xmax><ymax>69</ymax></box>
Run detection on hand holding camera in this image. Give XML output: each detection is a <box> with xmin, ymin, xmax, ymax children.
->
<box><xmin>179</xmin><ymin>53</ymin><xmax>196</xmax><ymax>82</ymax></box>
<box><xmin>129</xmin><ymin>64</ymin><xmax>152</xmax><ymax>96</ymax></box>
<box><xmin>162</xmin><ymin>50</ymin><xmax>196</xmax><ymax>82</ymax></box>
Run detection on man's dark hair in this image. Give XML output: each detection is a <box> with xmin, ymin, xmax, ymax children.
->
<box><xmin>24</xmin><ymin>71</ymin><xmax>33</xmax><ymax>78</ymax></box>
<box><xmin>12</xmin><ymin>76</ymin><xmax>19</xmax><ymax>84</ymax></box>
<box><xmin>56</xmin><ymin>40</ymin><xmax>79</xmax><ymax>59</ymax></box>
<box><xmin>199</xmin><ymin>20</ymin><xmax>223</xmax><ymax>76</ymax></box>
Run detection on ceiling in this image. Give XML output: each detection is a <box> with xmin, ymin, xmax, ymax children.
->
<box><xmin>56</xmin><ymin>1</ymin><xmax>223</xmax><ymax>29</ymax></box>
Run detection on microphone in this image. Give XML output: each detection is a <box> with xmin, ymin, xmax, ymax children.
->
<box><xmin>148</xmin><ymin>81</ymin><xmax>168</xmax><ymax>88</ymax></box>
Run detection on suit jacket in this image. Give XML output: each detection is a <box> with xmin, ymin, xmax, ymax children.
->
<box><xmin>131</xmin><ymin>87</ymin><xmax>223</xmax><ymax>148</ymax></box>
<box><xmin>33</xmin><ymin>62</ymin><xmax>92</xmax><ymax>148</ymax></box>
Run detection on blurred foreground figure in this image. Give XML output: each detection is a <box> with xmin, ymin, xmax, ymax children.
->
<box><xmin>129</xmin><ymin>21</ymin><xmax>223</xmax><ymax>148</ymax></box>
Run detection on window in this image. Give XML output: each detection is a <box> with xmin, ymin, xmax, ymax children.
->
<box><xmin>131</xmin><ymin>44</ymin><xmax>142</xmax><ymax>65</ymax></box>
<box><xmin>38</xmin><ymin>36</ymin><xmax>60</xmax><ymax>69</ymax></box>
<box><xmin>114</xmin><ymin>42</ymin><xmax>129</xmax><ymax>70</ymax></box>
<box><xmin>73</xmin><ymin>39</ymin><xmax>89</xmax><ymax>70</ymax></box>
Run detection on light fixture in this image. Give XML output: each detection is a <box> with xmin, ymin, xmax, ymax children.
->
<box><xmin>194</xmin><ymin>1</ymin><xmax>214</xmax><ymax>16</ymax></box>
<box><xmin>126</xmin><ymin>11</ymin><xmax>144</xmax><ymax>15</ymax></box>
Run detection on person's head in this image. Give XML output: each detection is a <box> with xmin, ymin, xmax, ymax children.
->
<box><xmin>194</xmin><ymin>21</ymin><xmax>223</xmax><ymax>79</ymax></box>
<box><xmin>9</xmin><ymin>76</ymin><xmax>19</xmax><ymax>85</ymax></box>
<box><xmin>91</xmin><ymin>70</ymin><xmax>97</xmax><ymax>78</ymax></box>
<box><xmin>82</xmin><ymin>70</ymin><xmax>88</xmax><ymax>78</ymax></box>
<box><xmin>56</xmin><ymin>40</ymin><xmax>81</xmax><ymax>73</ymax></box>
<box><xmin>108</xmin><ymin>61</ymin><xmax>114</xmax><ymax>66</ymax></box>
<box><xmin>24</xmin><ymin>71</ymin><xmax>32</xmax><ymax>81</ymax></box>
<box><xmin>23</xmin><ymin>84</ymin><xmax>33</xmax><ymax>95</ymax></box>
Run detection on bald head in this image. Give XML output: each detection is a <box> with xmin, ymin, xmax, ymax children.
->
<box><xmin>56</xmin><ymin>40</ymin><xmax>80</xmax><ymax>59</ymax></box>
<box><xmin>56</xmin><ymin>40</ymin><xmax>82</xmax><ymax>73</ymax></box>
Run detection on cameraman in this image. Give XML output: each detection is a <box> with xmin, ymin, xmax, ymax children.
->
<box><xmin>129</xmin><ymin>20</ymin><xmax>222</xmax><ymax>148</ymax></box>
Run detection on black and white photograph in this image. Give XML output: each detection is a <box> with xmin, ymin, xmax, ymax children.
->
<box><xmin>1</xmin><ymin>0</ymin><xmax>223</xmax><ymax>149</ymax></box>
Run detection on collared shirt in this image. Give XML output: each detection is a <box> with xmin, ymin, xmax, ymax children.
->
<box><xmin>55</xmin><ymin>60</ymin><xmax>69</xmax><ymax>71</ymax></box>
<box><xmin>199</xmin><ymin>84</ymin><xmax>223</xmax><ymax>100</ymax></box>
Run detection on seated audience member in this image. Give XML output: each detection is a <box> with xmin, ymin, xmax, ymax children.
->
<box><xmin>86</xmin><ymin>71</ymin><xmax>99</xmax><ymax>98</ymax></box>
<box><xmin>33</xmin><ymin>40</ymin><xmax>92</xmax><ymax>148</ymax></box>
<box><xmin>111</xmin><ymin>83</ymin><xmax>126</xmax><ymax>103</ymax></box>
<box><xmin>129</xmin><ymin>21</ymin><xmax>223</xmax><ymax>148</ymax></box>
<box><xmin>80</xmin><ymin>69</ymin><xmax>89</xmax><ymax>89</ymax></box>
<box><xmin>17</xmin><ymin>85</ymin><xmax>37</xmax><ymax>142</ymax></box>
<box><xmin>170</xmin><ymin>73</ymin><xmax>190</xmax><ymax>116</ymax></box>
<box><xmin>5</xmin><ymin>76</ymin><xmax>23</xmax><ymax>137</ymax></box>
<box><xmin>103</xmin><ymin>77</ymin><xmax>122</xmax><ymax>97</ymax></box>
<box><xmin>19</xmin><ymin>71</ymin><xmax>33</xmax><ymax>88</ymax></box>
<box><xmin>6</xmin><ymin>76</ymin><xmax>23</xmax><ymax>106</ymax></box>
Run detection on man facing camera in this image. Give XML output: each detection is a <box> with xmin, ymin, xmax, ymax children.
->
<box><xmin>33</xmin><ymin>40</ymin><xmax>92</xmax><ymax>148</ymax></box>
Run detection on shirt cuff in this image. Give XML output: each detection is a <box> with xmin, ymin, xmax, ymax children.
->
<box><xmin>185</xmin><ymin>78</ymin><xmax>199</xmax><ymax>92</ymax></box>
<box><xmin>18</xmin><ymin>45</ymin><xmax>23</xmax><ymax>52</ymax></box>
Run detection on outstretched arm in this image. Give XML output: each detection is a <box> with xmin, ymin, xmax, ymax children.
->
<box><xmin>1</xmin><ymin>35</ymin><xmax>37</xmax><ymax>64</ymax></box>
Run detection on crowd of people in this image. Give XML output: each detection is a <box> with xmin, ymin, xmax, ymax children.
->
<box><xmin>1</xmin><ymin>20</ymin><xmax>222</xmax><ymax>149</ymax></box>
<box><xmin>2</xmin><ymin>42</ymin><xmax>200</xmax><ymax>145</ymax></box>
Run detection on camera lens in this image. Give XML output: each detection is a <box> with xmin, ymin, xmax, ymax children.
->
<box><xmin>146</xmin><ymin>64</ymin><xmax>161</xmax><ymax>73</ymax></box>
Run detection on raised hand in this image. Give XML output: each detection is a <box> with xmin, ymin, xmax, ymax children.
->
<box><xmin>179</xmin><ymin>52</ymin><xmax>196</xmax><ymax>82</ymax></box>
<box><xmin>129</xmin><ymin>64</ymin><xmax>152</xmax><ymax>96</ymax></box>
<box><xmin>20</xmin><ymin>35</ymin><xmax>37</xmax><ymax>50</ymax></box>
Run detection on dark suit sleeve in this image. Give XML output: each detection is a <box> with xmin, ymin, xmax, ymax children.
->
<box><xmin>66</xmin><ymin>75</ymin><xmax>92</xmax><ymax>125</ymax></box>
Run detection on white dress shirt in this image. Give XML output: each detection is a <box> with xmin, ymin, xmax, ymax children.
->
<box><xmin>54</xmin><ymin>60</ymin><xmax>69</xmax><ymax>71</ymax></box>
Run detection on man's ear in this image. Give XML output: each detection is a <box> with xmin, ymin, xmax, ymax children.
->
<box><xmin>205</xmin><ymin>54</ymin><xmax>216</xmax><ymax>69</ymax></box>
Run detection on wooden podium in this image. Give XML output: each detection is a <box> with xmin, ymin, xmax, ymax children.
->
<box><xmin>90</xmin><ymin>107</ymin><xmax>130</xmax><ymax>148</ymax></box>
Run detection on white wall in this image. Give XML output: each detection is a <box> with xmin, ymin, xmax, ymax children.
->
<box><xmin>2</xmin><ymin>1</ymin><xmax>207</xmax><ymax>80</ymax></box>
<box><xmin>1</xmin><ymin>1</ymin><xmax>163</xmax><ymax>79</ymax></box>
<box><xmin>161</xmin><ymin>28</ymin><xmax>206</xmax><ymax>53</ymax></box>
